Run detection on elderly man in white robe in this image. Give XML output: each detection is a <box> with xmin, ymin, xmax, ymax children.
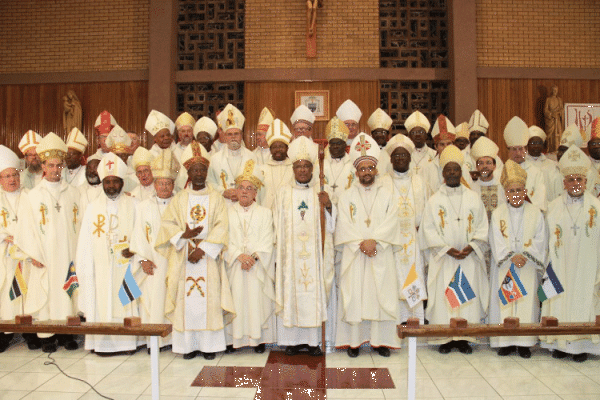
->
<box><xmin>526</xmin><ymin>125</ymin><xmax>563</xmax><ymax>203</ymax></box>
<box><xmin>15</xmin><ymin>133</ymin><xmax>82</xmax><ymax>353</ymax></box>
<box><xmin>334</xmin><ymin>134</ymin><xmax>402</xmax><ymax>358</ymax></box>
<box><xmin>88</xmin><ymin>110</ymin><xmax>117</xmax><ymax>161</ymax></box>
<box><xmin>367</xmin><ymin>108</ymin><xmax>393</xmax><ymax>174</ymax></box>
<box><xmin>254</xmin><ymin>107</ymin><xmax>275</xmax><ymax>164</ymax></box>
<box><xmin>274</xmin><ymin>136</ymin><xmax>335</xmax><ymax>357</ymax></box>
<box><xmin>258</xmin><ymin>119</ymin><xmax>293</xmax><ymax>210</ymax></box>
<box><xmin>63</xmin><ymin>128</ymin><xmax>88</xmax><ymax>187</ymax></box>
<box><xmin>336</xmin><ymin>99</ymin><xmax>362</xmax><ymax>145</ymax></box>
<box><xmin>146</xmin><ymin>110</ymin><xmax>177</xmax><ymax>159</ymax></box>
<box><xmin>224</xmin><ymin>160</ymin><xmax>275</xmax><ymax>353</ymax></box>
<box><xmin>207</xmin><ymin>104</ymin><xmax>256</xmax><ymax>203</ymax></box>
<box><xmin>489</xmin><ymin>161</ymin><xmax>547</xmax><ymax>358</ymax></box>
<box><xmin>173</xmin><ymin>112</ymin><xmax>196</xmax><ymax>161</ymax></box>
<box><xmin>130</xmin><ymin>147</ymin><xmax>156</xmax><ymax>201</ymax></box>
<box><xmin>18</xmin><ymin>130</ymin><xmax>43</xmax><ymax>190</ymax></box>
<box><xmin>541</xmin><ymin>145</ymin><xmax>600</xmax><ymax>363</ymax></box>
<box><xmin>405</xmin><ymin>111</ymin><xmax>436</xmax><ymax>180</ymax></box>
<box><xmin>130</xmin><ymin>150</ymin><xmax>180</xmax><ymax>351</ymax></box>
<box><xmin>501</xmin><ymin>117</ymin><xmax>547</xmax><ymax>211</ymax></box>
<box><xmin>468</xmin><ymin>110</ymin><xmax>504</xmax><ymax>172</ymax></box>
<box><xmin>77</xmin><ymin>153</ymin><xmax>140</xmax><ymax>355</ymax></box>
<box><xmin>418</xmin><ymin>145</ymin><xmax>489</xmax><ymax>354</ymax></box>
<box><xmin>290</xmin><ymin>104</ymin><xmax>316</xmax><ymax>140</ymax></box>
<box><xmin>155</xmin><ymin>142</ymin><xmax>234</xmax><ymax>360</ymax></box>
<box><xmin>384</xmin><ymin>134</ymin><xmax>429</xmax><ymax>324</ymax></box>
<box><xmin>470</xmin><ymin>137</ymin><xmax>504</xmax><ymax>221</ymax></box>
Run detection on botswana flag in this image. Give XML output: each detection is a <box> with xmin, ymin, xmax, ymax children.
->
<box><xmin>9</xmin><ymin>261</ymin><xmax>27</xmax><ymax>301</ymax></box>
<box><xmin>118</xmin><ymin>263</ymin><xmax>142</xmax><ymax>306</ymax></box>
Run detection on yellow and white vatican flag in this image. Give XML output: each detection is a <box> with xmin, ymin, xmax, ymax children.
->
<box><xmin>402</xmin><ymin>264</ymin><xmax>426</xmax><ymax>308</ymax></box>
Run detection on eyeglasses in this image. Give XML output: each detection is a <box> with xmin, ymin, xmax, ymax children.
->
<box><xmin>295</xmin><ymin>126</ymin><xmax>312</xmax><ymax>133</ymax></box>
<box><xmin>506</xmin><ymin>188</ymin><xmax>525</xmax><ymax>194</ymax></box>
<box><xmin>358</xmin><ymin>165</ymin><xmax>376</xmax><ymax>173</ymax></box>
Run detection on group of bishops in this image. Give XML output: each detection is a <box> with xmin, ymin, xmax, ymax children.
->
<box><xmin>1</xmin><ymin>99</ymin><xmax>600</xmax><ymax>364</ymax></box>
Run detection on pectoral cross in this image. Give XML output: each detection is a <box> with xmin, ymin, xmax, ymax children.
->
<box><xmin>0</xmin><ymin>209</ymin><xmax>7</xmax><ymax>227</ymax></box>
<box><xmin>571</xmin><ymin>224</ymin><xmax>580</xmax><ymax>236</ymax></box>
<box><xmin>365</xmin><ymin>217</ymin><xmax>371</xmax><ymax>227</ymax></box>
<box><xmin>511</xmin><ymin>236</ymin><xmax>521</xmax><ymax>249</ymax></box>
<box><xmin>331</xmin><ymin>182</ymin><xmax>338</xmax><ymax>192</ymax></box>
<box><xmin>55</xmin><ymin>202</ymin><xmax>61</xmax><ymax>212</ymax></box>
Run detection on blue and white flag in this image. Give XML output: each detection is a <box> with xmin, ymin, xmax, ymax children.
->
<box><xmin>118</xmin><ymin>264</ymin><xmax>142</xmax><ymax>306</ymax></box>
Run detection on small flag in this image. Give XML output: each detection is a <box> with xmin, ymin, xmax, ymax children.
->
<box><xmin>118</xmin><ymin>264</ymin><xmax>142</xmax><ymax>306</ymax></box>
<box><xmin>9</xmin><ymin>261</ymin><xmax>27</xmax><ymax>301</ymax></box>
<box><xmin>538</xmin><ymin>263</ymin><xmax>564</xmax><ymax>302</ymax></box>
<box><xmin>445</xmin><ymin>265</ymin><xmax>476</xmax><ymax>309</ymax></box>
<box><xmin>63</xmin><ymin>261</ymin><xmax>79</xmax><ymax>298</ymax></box>
<box><xmin>402</xmin><ymin>264</ymin><xmax>426</xmax><ymax>308</ymax></box>
<box><xmin>498</xmin><ymin>263</ymin><xmax>528</xmax><ymax>306</ymax></box>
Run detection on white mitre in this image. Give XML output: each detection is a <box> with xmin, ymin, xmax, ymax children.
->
<box><xmin>193</xmin><ymin>117</ymin><xmax>218</xmax><ymax>139</ymax></box>
<box><xmin>468</xmin><ymin>109</ymin><xmax>489</xmax><ymax>134</ymax></box>
<box><xmin>66</xmin><ymin>127</ymin><xmax>88</xmax><ymax>153</ymax></box>
<box><xmin>145</xmin><ymin>110</ymin><xmax>175</xmax><ymax>136</ymax></box>
<box><xmin>288</xmin><ymin>136</ymin><xmax>318</xmax><ymax>164</ymax></box>
<box><xmin>367</xmin><ymin>108</ymin><xmax>393</xmax><ymax>131</ymax></box>
<box><xmin>349</xmin><ymin>133</ymin><xmax>380</xmax><ymax>168</ymax></box>
<box><xmin>503</xmin><ymin>116</ymin><xmax>529</xmax><ymax>147</ymax></box>
<box><xmin>217</xmin><ymin>103</ymin><xmax>245</xmax><ymax>132</ymax></box>
<box><xmin>404</xmin><ymin>110</ymin><xmax>430</xmax><ymax>133</ymax></box>
<box><xmin>290</xmin><ymin>105</ymin><xmax>315</xmax><ymax>126</ymax></box>
<box><xmin>528</xmin><ymin>125</ymin><xmax>547</xmax><ymax>142</ymax></box>
<box><xmin>385</xmin><ymin>134</ymin><xmax>415</xmax><ymax>155</ymax></box>
<box><xmin>98</xmin><ymin>152</ymin><xmax>128</xmax><ymax>181</ymax></box>
<box><xmin>131</xmin><ymin>147</ymin><xmax>154</xmax><ymax>171</ymax></box>
<box><xmin>470</xmin><ymin>136</ymin><xmax>499</xmax><ymax>161</ymax></box>
<box><xmin>266</xmin><ymin>119</ymin><xmax>292</xmax><ymax>146</ymax></box>
<box><xmin>559</xmin><ymin>145</ymin><xmax>591</xmax><ymax>177</ymax></box>
<box><xmin>18</xmin><ymin>130</ymin><xmax>42</xmax><ymax>154</ymax></box>
<box><xmin>559</xmin><ymin>123</ymin><xmax>585</xmax><ymax>148</ymax></box>
<box><xmin>0</xmin><ymin>145</ymin><xmax>20</xmax><ymax>173</ymax></box>
<box><xmin>336</xmin><ymin>99</ymin><xmax>362</xmax><ymax>123</ymax></box>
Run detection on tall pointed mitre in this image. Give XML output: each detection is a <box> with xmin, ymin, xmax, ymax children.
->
<box><xmin>217</xmin><ymin>103</ymin><xmax>245</xmax><ymax>132</ymax></box>
<box><xmin>37</xmin><ymin>132</ymin><xmax>68</xmax><ymax>162</ymax></box>
<box><xmin>559</xmin><ymin>145</ymin><xmax>591</xmax><ymax>177</ymax></box>
<box><xmin>455</xmin><ymin>122</ymin><xmax>469</xmax><ymax>139</ymax></box>
<box><xmin>175</xmin><ymin>112</ymin><xmax>195</xmax><ymax>130</ymax></box>
<box><xmin>145</xmin><ymin>110</ymin><xmax>175</xmax><ymax>136</ymax></box>
<box><xmin>404</xmin><ymin>110</ymin><xmax>430</xmax><ymax>133</ymax></box>
<box><xmin>131</xmin><ymin>147</ymin><xmax>154</xmax><ymax>171</ymax></box>
<box><xmin>193</xmin><ymin>117</ymin><xmax>218</xmax><ymax>139</ymax></box>
<box><xmin>385</xmin><ymin>133</ymin><xmax>415</xmax><ymax>155</ymax></box>
<box><xmin>470</xmin><ymin>136</ymin><xmax>499</xmax><ymax>161</ymax></box>
<box><xmin>151</xmin><ymin>149</ymin><xmax>179</xmax><ymax>180</ymax></box>
<box><xmin>528</xmin><ymin>126</ymin><xmax>546</xmax><ymax>141</ymax></box>
<box><xmin>290</xmin><ymin>105</ymin><xmax>315</xmax><ymax>126</ymax></box>
<box><xmin>559</xmin><ymin>123</ymin><xmax>585</xmax><ymax>148</ymax></box>
<box><xmin>288</xmin><ymin>136</ymin><xmax>318</xmax><ymax>164</ymax></box>
<box><xmin>0</xmin><ymin>145</ymin><xmax>21</xmax><ymax>173</ymax></box>
<box><xmin>66</xmin><ymin>127</ymin><xmax>88</xmax><ymax>153</ymax></box>
<box><xmin>98</xmin><ymin>152</ymin><xmax>128</xmax><ymax>181</ymax></box>
<box><xmin>336</xmin><ymin>99</ymin><xmax>362</xmax><ymax>123</ymax></box>
<box><xmin>94</xmin><ymin>111</ymin><xmax>117</xmax><ymax>135</ymax></box>
<box><xmin>432</xmin><ymin>115</ymin><xmax>456</xmax><ymax>143</ymax></box>
<box><xmin>349</xmin><ymin>133</ymin><xmax>380</xmax><ymax>168</ymax></box>
<box><xmin>591</xmin><ymin>117</ymin><xmax>600</xmax><ymax>140</ymax></box>
<box><xmin>266</xmin><ymin>119</ymin><xmax>292</xmax><ymax>147</ymax></box>
<box><xmin>325</xmin><ymin>116</ymin><xmax>349</xmax><ymax>142</ymax></box>
<box><xmin>367</xmin><ymin>108</ymin><xmax>393</xmax><ymax>131</ymax></box>
<box><xmin>181</xmin><ymin>141</ymin><xmax>210</xmax><ymax>170</ymax></box>
<box><xmin>500</xmin><ymin>160</ymin><xmax>527</xmax><ymax>188</ymax></box>
<box><xmin>18</xmin><ymin>130</ymin><xmax>42</xmax><ymax>154</ymax></box>
<box><xmin>258</xmin><ymin>107</ymin><xmax>275</xmax><ymax>130</ymax></box>
<box><xmin>503</xmin><ymin>116</ymin><xmax>529</xmax><ymax>147</ymax></box>
<box><xmin>468</xmin><ymin>110</ymin><xmax>489</xmax><ymax>134</ymax></box>
<box><xmin>234</xmin><ymin>159</ymin><xmax>264</xmax><ymax>189</ymax></box>
<box><xmin>106</xmin><ymin>126</ymin><xmax>132</xmax><ymax>153</ymax></box>
<box><xmin>439</xmin><ymin>144</ymin><xmax>464</xmax><ymax>169</ymax></box>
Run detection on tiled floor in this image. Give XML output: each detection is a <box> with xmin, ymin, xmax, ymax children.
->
<box><xmin>0</xmin><ymin>336</ymin><xmax>599</xmax><ymax>399</ymax></box>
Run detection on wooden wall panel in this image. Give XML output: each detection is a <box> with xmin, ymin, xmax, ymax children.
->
<box><xmin>0</xmin><ymin>81</ymin><xmax>148</xmax><ymax>156</ymax></box>
<box><xmin>244</xmin><ymin>81</ymin><xmax>379</xmax><ymax>147</ymax></box>
<box><xmin>477</xmin><ymin>78</ymin><xmax>600</xmax><ymax>160</ymax></box>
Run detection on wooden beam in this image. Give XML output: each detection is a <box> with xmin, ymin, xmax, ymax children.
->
<box><xmin>0</xmin><ymin>320</ymin><xmax>172</xmax><ymax>338</ymax></box>
<box><xmin>478</xmin><ymin>67</ymin><xmax>600</xmax><ymax>80</ymax></box>
<box><xmin>0</xmin><ymin>70</ymin><xmax>148</xmax><ymax>85</ymax></box>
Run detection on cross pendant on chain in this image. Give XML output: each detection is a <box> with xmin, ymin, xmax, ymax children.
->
<box><xmin>55</xmin><ymin>202</ymin><xmax>61</xmax><ymax>212</ymax></box>
<box><xmin>365</xmin><ymin>218</ymin><xmax>371</xmax><ymax>227</ymax></box>
<box><xmin>571</xmin><ymin>224</ymin><xmax>580</xmax><ymax>236</ymax></box>
<box><xmin>455</xmin><ymin>216</ymin><xmax>461</xmax><ymax>222</ymax></box>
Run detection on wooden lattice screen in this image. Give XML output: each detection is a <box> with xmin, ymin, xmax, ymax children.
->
<box><xmin>176</xmin><ymin>82</ymin><xmax>244</xmax><ymax>120</ymax></box>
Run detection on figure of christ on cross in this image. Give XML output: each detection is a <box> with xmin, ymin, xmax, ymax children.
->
<box><xmin>306</xmin><ymin>0</ymin><xmax>322</xmax><ymax>58</ymax></box>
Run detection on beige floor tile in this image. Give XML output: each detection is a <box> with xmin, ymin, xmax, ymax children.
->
<box><xmin>423</xmin><ymin>361</ymin><xmax>482</xmax><ymax>379</ymax></box>
<box><xmin>198</xmin><ymin>387</ymin><xmax>257</xmax><ymax>398</ymax></box>
<box><xmin>0</xmin><ymin>371</ymin><xmax>57</xmax><ymax>391</ymax></box>
<box><xmin>92</xmin><ymin>372</ymin><xmax>152</xmax><ymax>395</ymax></box>
<box><xmin>35</xmin><ymin>372</ymin><xmax>105</xmax><ymax>393</ymax></box>
<box><xmin>559</xmin><ymin>395</ymin><xmax>600</xmax><ymax>400</ymax></box>
<box><xmin>161</xmin><ymin>358</ymin><xmax>210</xmax><ymax>378</ymax></box>
<box><xmin>20</xmin><ymin>391</ymin><xmax>82</xmax><ymax>399</ymax></box>
<box><xmin>468</xmin><ymin>359</ymin><xmax>532</xmax><ymax>378</ymax></box>
<box><xmin>416</xmin><ymin>348</ymin><xmax>469</xmax><ymax>365</ymax></box>
<box><xmin>16</xmin><ymin>356</ymin><xmax>78</xmax><ymax>373</ymax></box>
<box><xmin>141</xmin><ymin>374</ymin><xmax>202</xmax><ymax>397</ymax></box>
<box><xmin>537</xmin><ymin>375</ymin><xmax>600</xmax><ymax>395</ymax></box>
<box><xmin>0</xmin><ymin>356</ymin><xmax>36</xmax><ymax>371</ymax></box>
<box><xmin>217</xmin><ymin>348</ymin><xmax>269</xmax><ymax>367</ymax></box>
<box><xmin>484</xmin><ymin>376</ymin><xmax>554</xmax><ymax>396</ymax></box>
<box><xmin>517</xmin><ymin>360</ymin><xmax>581</xmax><ymax>376</ymax></box>
<box><xmin>0</xmin><ymin>391</ymin><xmax>30</xmax><ymax>400</ymax></box>
<box><xmin>326</xmin><ymin>388</ymin><xmax>385</xmax><ymax>398</ymax></box>
<box><xmin>138</xmin><ymin>396</ymin><xmax>197</xmax><ymax>400</ymax></box>
<box><xmin>501</xmin><ymin>396</ymin><xmax>562</xmax><ymax>400</ymax></box>
<box><xmin>382</xmin><ymin>377</ymin><xmax>442</xmax><ymax>399</ymax></box>
<box><xmin>432</xmin><ymin>377</ymin><xmax>501</xmax><ymax>398</ymax></box>
<box><xmin>63</xmin><ymin>357</ymin><xmax>124</xmax><ymax>375</ymax></box>
<box><xmin>78</xmin><ymin>392</ymin><xmax>139</xmax><ymax>400</ymax></box>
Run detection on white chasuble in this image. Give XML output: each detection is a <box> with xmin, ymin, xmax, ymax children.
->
<box><xmin>489</xmin><ymin>202</ymin><xmax>547</xmax><ymax>348</ymax></box>
<box><xmin>76</xmin><ymin>194</ymin><xmax>138</xmax><ymax>352</ymax></box>
<box><xmin>15</xmin><ymin>180</ymin><xmax>81</xmax><ymax>324</ymax></box>
<box><xmin>130</xmin><ymin>196</ymin><xmax>172</xmax><ymax>347</ymax></box>
<box><xmin>418</xmin><ymin>184</ymin><xmax>489</xmax><ymax>344</ymax></box>
<box><xmin>334</xmin><ymin>178</ymin><xmax>403</xmax><ymax>348</ymax></box>
<box><xmin>224</xmin><ymin>202</ymin><xmax>275</xmax><ymax>348</ymax></box>
<box><xmin>155</xmin><ymin>186</ymin><xmax>233</xmax><ymax>354</ymax></box>
<box><xmin>258</xmin><ymin>158</ymin><xmax>294</xmax><ymax>210</ymax></box>
<box><xmin>274</xmin><ymin>182</ymin><xmax>335</xmax><ymax>346</ymax></box>
<box><xmin>207</xmin><ymin>147</ymin><xmax>256</xmax><ymax>195</ymax></box>
<box><xmin>323</xmin><ymin>154</ymin><xmax>355</xmax><ymax>205</ymax></box>
<box><xmin>541</xmin><ymin>193</ymin><xmax>600</xmax><ymax>355</ymax></box>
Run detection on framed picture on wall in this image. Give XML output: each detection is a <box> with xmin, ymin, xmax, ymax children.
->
<box><xmin>295</xmin><ymin>90</ymin><xmax>330</xmax><ymax>121</ymax></box>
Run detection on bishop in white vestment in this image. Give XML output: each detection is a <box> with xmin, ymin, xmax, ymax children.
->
<box><xmin>258</xmin><ymin>119</ymin><xmax>294</xmax><ymax>210</ymax></box>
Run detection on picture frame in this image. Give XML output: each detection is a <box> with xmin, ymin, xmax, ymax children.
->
<box><xmin>294</xmin><ymin>90</ymin><xmax>330</xmax><ymax>121</ymax></box>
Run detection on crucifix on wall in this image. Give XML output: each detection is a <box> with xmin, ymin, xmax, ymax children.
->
<box><xmin>306</xmin><ymin>0</ymin><xmax>323</xmax><ymax>58</ymax></box>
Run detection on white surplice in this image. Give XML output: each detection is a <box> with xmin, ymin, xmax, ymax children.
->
<box><xmin>418</xmin><ymin>184</ymin><xmax>489</xmax><ymax>344</ymax></box>
<box><xmin>62</xmin><ymin>165</ymin><xmax>87</xmax><ymax>188</ymax></box>
<box><xmin>258</xmin><ymin>157</ymin><xmax>294</xmax><ymax>210</ymax></box>
<box><xmin>322</xmin><ymin>153</ymin><xmax>355</xmax><ymax>205</ymax></box>
<box><xmin>497</xmin><ymin>161</ymin><xmax>547</xmax><ymax>212</ymax></box>
<box><xmin>207</xmin><ymin>147</ymin><xmax>257</xmax><ymax>197</ymax></box>
<box><xmin>526</xmin><ymin>154</ymin><xmax>563</xmax><ymax>203</ymax></box>
<box><xmin>489</xmin><ymin>202</ymin><xmax>547</xmax><ymax>348</ymax></box>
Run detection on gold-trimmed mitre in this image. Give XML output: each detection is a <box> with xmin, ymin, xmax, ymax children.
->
<box><xmin>145</xmin><ymin>110</ymin><xmax>175</xmax><ymax>136</ymax></box>
<box><xmin>106</xmin><ymin>125</ymin><xmax>132</xmax><ymax>154</ymax></box>
<box><xmin>385</xmin><ymin>133</ymin><xmax>415</xmax><ymax>156</ymax></box>
<box><xmin>151</xmin><ymin>149</ymin><xmax>180</xmax><ymax>180</ymax></box>
<box><xmin>266</xmin><ymin>119</ymin><xmax>292</xmax><ymax>147</ymax></box>
<box><xmin>404</xmin><ymin>110</ymin><xmax>430</xmax><ymax>133</ymax></box>
<box><xmin>367</xmin><ymin>108</ymin><xmax>392</xmax><ymax>131</ymax></box>
<box><xmin>94</xmin><ymin>110</ymin><xmax>117</xmax><ymax>135</ymax></box>
<box><xmin>181</xmin><ymin>141</ymin><xmax>210</xmax><ymax>170</ymax></box>
<box><xmin>560</xmin><ymin>123</ymin><xmax>585</xmax><ymax>148</ymax></box>
<box><xmin>468</xmin><ymin>109</ymin><xmax>489</xmax><ymax>134</ymax></box>
<box><xmin>175</xmin><ymin>112</ymin><xmax>195</xmax><ymax>130</ymax></box>
<box><xmin>500</xmin><ymin>160</ymin><xmax>527</xmax><ymax>188</ymax></box>
<box><xmin>559</xmin><ymin>145</ymin><xmax>591</xmax><ymax>177</ymax></box>
<box><xmin>37</xmin><ymin>132</ymin><xmax>67</xmax><ymax>162</ymax></box>
<box><xmin>132</xmin><ymin>147</ymin><xmax>154</xmax><ymax>171</ymax></box>
<box><xmin>288</xmin><ymin>136</ymin><xmax>318</xmax><ymax>164</ymax></box>
<box><xmin>455</xmin><ymin>122</ymin><xmax>469</xmax><ymax>139</ymax></box>
<box><xmin>325</xmin><ymin>117</ymin><xmax>349</xmax><ymax>142</ymax></box>
<box><xmin>591</xmin><ymin>117</ymin><xmax>600</xmax><ymax>140</ymax></box>
<box><xmin>439</xmin><ymin>144</ymin><xmax>464</xmax><ymax>169</ymax></box>
<box><xmin>234</xmin><ymin>159</ymin><xmax>264</xmax><ymax>190</ymax></box>
<box><xmin>258</xmin><ymin>107</ymin><xmax>275</xmax><ymax>130</ymax></box>
<box><xmin>66</xmin><ymin>127</ymin><xmax>88</xmax><ymax>153</ymax></box>
<box><xmin>432</xmin><ymin>115</ymin><xmax>456</xmax><ymax>143</ymax></box>
<box><xmin>18</xmin><ymin>130</ymin><xmax>42</xmax><ymax>154</ymax></box>
<box><xmin>217</xmin><ymin>103</ymin><xmax>245</xmax><ymax>132</ymax></box>
<box><xmin>470</xmin><ymin>136</ymin><xmax>499</xmax><ymax>161</ymax></box>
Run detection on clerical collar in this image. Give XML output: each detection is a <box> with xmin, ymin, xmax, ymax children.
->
<box><xmin>414</xmin><ymin>146</ymin><xmax>426</xmax><ymax>153</ymax></box>
<box><xmin>567</xmin><ymin>194</ymin><xmax>584</xmax><ymax>204</ymax></box>
<box><xmin>239</xmin><ymin>202</ymin><xmax>253</xmax><ymax>212</ymax></box>
<box><xmin>295</xmin><ymin>181</ymin><xmax>310</xmax><ymax>188</ymax></box>
<box><xmin>393</xmin><ymin>170</ymin><xmax>410</xmax><ymax>179</ymax></box>
<box><xmin>445</xmin><ymin>185</ymin><xmax>462</xmax><ymax>194</ymax></box>
<box><xmin>156</xmin><ymin>195</ymin><xmax>172</xmax><ymax>205</ymax></box>
<box><xmin>227</xmin><ymin>147</ymin><xmax>242</xmax><ymax>157</ymax></box>
<box><xmin>44</xmin><ymin>179</ymin><xmax>61</xmax><ymax>189</ymax></box>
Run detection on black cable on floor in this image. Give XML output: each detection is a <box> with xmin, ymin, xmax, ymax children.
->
<box><xmin>44</xmin><ymin>350</ymin><xmax>114</xmax><ymax>400</ymax></box>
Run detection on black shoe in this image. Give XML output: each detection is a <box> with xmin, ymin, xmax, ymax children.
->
<box><xmin>438</xmin><ymin>342</ymin><xmax>453</xmax><ymax>354</ymax></box>
<box><xmin>42</xmin><ymin>341</ymin><xmax>57</xmax><ymax>353</ymax></box>
<box><xmin>573</xmin><ymin>353</ymin><xmax>588</xmax><ymax>363</ymax></box>
<box><xmin>160</xmin><ymin>345</ymin><xmax>172</xmax><ymax>352</ymax></box>
<box><xmin>497</xmin><ymin>346</ymin><xmax>516</xmax><ymax>356</ymax></box>
<box><xmin>203</xmin><ymin>352</ymin><xmax>216</xmax><ymax>360</ymax></box>
<box><xmin>26</xmin><ymin>336</ymin><xmax>42</xmax><ymax>350</ymax></box>
<box><xmin>0</xmin><ymin>340</ymin><xmax>10</xmax><ymax>353</ymax></box>
<box><xmin>375</xmin><ymin>346</ymin><xmax>391</xmax><ymax>357</ymax></box>
<box><xmin>254</xmin><ymin>344</ymin><xmax>266</xmax><ymax>354</ymax></box>
<box><xmin>64</xmin><ymin>340</ymin><xmax>79</xmax><ymax>351</ymax></box>
<box><xmin>183</xmin><ymin>351</ymin><xmax>198</xmax><ymax>360</ymax></box>
<box><xmin>224</xmin><ymin>345</ymin><xmax>236</xmax><ymax>354</ymax></box>
<box><xmin>552</xmin><ymin>350</ymin><xmax>568</xmax><ymax>359</ymax></box>
<box><xmin>347</xmin><ymin>347</ymin><xmax>359</xmax><ymax>358</ymax></box>
<box><xmin>308</xmin><ymin>346</ymin><xmax>323</xmax><ymax>357</ymax></box>
<box><xmin>285</xmin><ymin>345</ymin><xmax>301</xmax><ymax>356</ymax></box>
<box><xmin>517</xmin><ymin>347</ymin><xmax>531</xmax><ymax>359</ymax></box>
<box><xmin>456</xmin><ymin>341</ymin><xmax>473</xmax><ymax>355</ymax></box>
